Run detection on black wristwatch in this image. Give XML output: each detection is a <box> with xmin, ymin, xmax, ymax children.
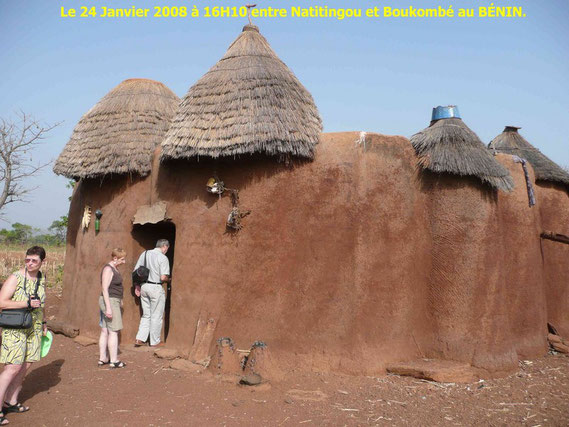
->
<box><xmin>27</xmin><ymin>298</ymin><xmax>32</xmax><ymax>309</ymax></box>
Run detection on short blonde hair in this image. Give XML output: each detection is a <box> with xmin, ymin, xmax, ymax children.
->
<box><xmin>111</xmin><ymin>248</ymin><xmax>127</xmax><ymax>259</ymax></box>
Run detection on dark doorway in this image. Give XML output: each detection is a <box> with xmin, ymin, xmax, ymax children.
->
<box><xmin>132</xmin><ymin>221</ymin><xmax>176</xmax><ymax>342</ymax></box>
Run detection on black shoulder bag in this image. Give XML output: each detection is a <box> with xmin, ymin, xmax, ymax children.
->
<box><xmin>132</xmin><ymin>251</ymin><xmax>150</xmax><ymax>284</ymax></box>
<box><xmin>0</xmin><ymin>271</ymin><xmax>42</xmax><ymax>329</ymax></box>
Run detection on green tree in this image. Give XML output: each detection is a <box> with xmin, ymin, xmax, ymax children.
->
<box><xmin>0</xmin><ymin>222</ymin><xmax>34</xmax><ymax>244</ymax></box>
<box><xmin>11</xmin><ymin>222</ymin><xmax>33</xmax><ymax>243</ymax></box>
<box><xmin>66</xmin><ymin>180</ymin><xmax>76</xmax><ymax>201</ymax></box>
<box><xmin>33</xmin><ymin>233</ymin><xmax>58</xmax><ymax>246</ymax></box>
<box><xmin>48</xmin><ymin>215</ymin><xmax>68</xmax><ymax>244</ymax></box>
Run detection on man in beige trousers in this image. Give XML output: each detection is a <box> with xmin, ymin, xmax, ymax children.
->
<box><xmin>133</xmin><ymin>239</ymin><xmax>171</xmax><ymax>347</ymax></box>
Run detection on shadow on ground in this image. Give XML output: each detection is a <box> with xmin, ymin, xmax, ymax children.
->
<box><xmin>20</xmin><ymin>359</ymin><xmax>64</xmax><ymax>401</ymax></box>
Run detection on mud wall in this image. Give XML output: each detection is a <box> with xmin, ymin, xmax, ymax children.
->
<box><xmin>419</xmin><ymin>155</ymin><xmax>547</xmax><ymax>375</ymax></box>
<box><xmin>59</xmin><ymin>132</ymin><xmax>557</xmax><ymax>377</ymax></box>
<box><xmin>156</xmin><ymin>132</ymin><xmax>433</xmax><ymax>375</ymax></box>
<box><xmin>59</xmin><ymin>175</ymin><xmax>152</xmax><ymax>340</ymax></box>
<box><xmin>535</xmin><ymin>182</ymin><xmax>569</xmax><ymax>338</ymax></box>
<box><xmin>494</xmin><ymin>156</ymin><xmax>547</xmax><ymax>360</ymax></box>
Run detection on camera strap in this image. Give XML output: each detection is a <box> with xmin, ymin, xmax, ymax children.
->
<box><xmin>23</xmin><ymin>268</ymin><xmax>42</xmax><ymax>303</ymax></box>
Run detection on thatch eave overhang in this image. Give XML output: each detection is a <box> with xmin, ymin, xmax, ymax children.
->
<box><xmin>488</xmin><ymin>126</ymin><xmax>569</xmax><ymax>188</ymax></box>
<box><xmin>411</xmin><ymin>117</ymin><xmax>514</xmax><ymax>192</ymax></box>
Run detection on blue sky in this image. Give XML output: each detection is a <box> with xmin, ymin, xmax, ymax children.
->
<box><xmin>1</xmin><ymin>0</ymin><xmax>568</xmax><ymax>229</ymax></box>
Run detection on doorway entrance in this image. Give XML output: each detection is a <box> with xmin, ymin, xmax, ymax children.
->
<box><xmin>132</xmin><ymin>221</ymin><xmax>176</xmax><ymax>342</ymax></box>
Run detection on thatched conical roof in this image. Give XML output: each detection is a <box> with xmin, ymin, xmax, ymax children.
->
<box><xmin>410</xmin><ymin>107</ymin><xmax>514</xmax><ymax>192</ymax></box>
<box><xmin>488</xmin><ymin>126</ymin><xmax>569</xmax><ymax>187</ymax></box>
<box><xmin>161</xmin><ymin>24</ymin><xmax>322</xmax><ymax>160</ymax></box>
<box><xmin>54</xmin><ymin>78</ymin><xmax>180</xmax><ymax>179</ymax></box>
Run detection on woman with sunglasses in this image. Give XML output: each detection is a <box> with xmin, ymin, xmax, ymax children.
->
<box><xmin>0</xmin><ymin>246</ymin><xmax>47</xmax><ymax>425</ymax></box>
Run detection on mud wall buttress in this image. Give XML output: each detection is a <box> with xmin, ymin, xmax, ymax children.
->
<box><xmin>535</xmin><ymin>182</ymin><xmax>569</xmax><ymax>338</ymax></box>
<box><xmin>422</xmin><ymin>155</ymin><xmax>548</xmax><ymax>374</ymax></box>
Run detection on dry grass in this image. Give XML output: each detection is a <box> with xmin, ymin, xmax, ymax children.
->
<box><xmin>161</xmin><ymin>24</ymin><xmax>322</xmax><ymax>160</ymax></box>
<box><xmin>54</xmin><ymin>78</ymin><xmax>180</xmax><ymax>179</ymax></box>
<box><xmin>0</xmin><ymin>245</ymin><xmax>65</xmax><ymax>290</ymax></box>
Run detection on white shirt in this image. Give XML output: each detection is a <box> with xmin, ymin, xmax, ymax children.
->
<box><xmin>133</xmin><ymin>248</ymin><xmax>170</xmax><ymax>284</ymax></box>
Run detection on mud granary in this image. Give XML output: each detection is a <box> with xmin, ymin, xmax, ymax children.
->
<box><xmin>54</xmin><ymin>24</ymin><xmax>569</xmax><ymax>381</ymax></box>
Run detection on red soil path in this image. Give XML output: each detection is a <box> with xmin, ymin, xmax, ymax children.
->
<box><xmin>6</xmin><ymin>287</ymin><xmax>568</xmax><ymax>426</ymax></box>
<box><xmin>9</xmin><ymin>333</ymin><xmax>569</xmax><ymax>426</ymax></box>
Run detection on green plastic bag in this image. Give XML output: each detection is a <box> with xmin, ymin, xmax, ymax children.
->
<box><xmin>40</xmin><ymin>330</ymin><xmax>53</xmax><ymax>358</ymax></box>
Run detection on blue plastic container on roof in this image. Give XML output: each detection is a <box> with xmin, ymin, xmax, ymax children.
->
<box><xmin>431</xmin><ymin>105</ymin><xmax>461</xmax><ymax>121</ymax></box>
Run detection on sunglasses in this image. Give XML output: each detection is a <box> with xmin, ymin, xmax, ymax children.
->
<box><xmin>24</xmin><ymin>258</ymin><xmax>41</xmax><ymax>264</ymax></box>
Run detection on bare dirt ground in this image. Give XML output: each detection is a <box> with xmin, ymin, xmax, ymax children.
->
<box><xmin>6</xmin><ymin>290</ymin><xmax>569</xmax><ymax>426</ymax></box>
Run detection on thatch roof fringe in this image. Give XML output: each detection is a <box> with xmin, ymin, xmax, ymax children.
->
<box><xmin>410</xmin><ymin>116</ymin><xmax>514</xmax><ymax>192</ymax></box>
<box><xmin>54</xmin><ymin>79</ymin><xmax>180</xmax><ymax>179</ymax></box>
<box><xmin>161</xmin><ymin>24</ymin><xmax>322</xmax><ymax>160</ymax></box>
<box><xmin>488</xmin><ymin>126</ymin><xmax>569</xmax><ymax>187</ymax></box>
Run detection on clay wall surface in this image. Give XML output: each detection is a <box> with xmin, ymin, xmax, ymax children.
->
<box><xmin>59</xmin><ymin>132</ymin><xmax>558</xmax><ymax>377</ymax></box>
<box><xmin>156</xmin><ymin>132</ymin><xmax>433</xmax><ymax>375</ymax></box>
<box><xmin>60</xmin><ymin>175</ymin><xmax>152</xmax><ymax>339</ymax></box>
<box><xmin>535</xmin><ymin>182</ymin><xmax>569</xmax><ymax>337</ymax></box>
<box><xmin>419</xmin><ymin>155</ymin><xmax>547</xmax><ymax>375</ymax></box>
<box><xmin>420</xmin><ymin>172</ymin><xmax>502</xmax><ymax>367</ymax></box>
<box><xmin>494</xmin><ymin>156</ymin><xmax>547</xmax><ymax>360</ymax></box>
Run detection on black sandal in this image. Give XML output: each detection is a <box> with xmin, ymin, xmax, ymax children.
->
<box><xmin>0</xmin><ymin>412</ymin><xmax>8</xmax><ymax>425</ymax></box>
<box><xmin>109</xmin><ymin>361</ymin><xmax>126</xmax><ymax>369</ymax></box>
<box><xmin>3</xmin><ymin>402</ymin><xmax>29</xmax><ymax>413</ymax></box>
<box><xmin>97</xmin><ymin>360</ymin><xmax>110</xmax><ymax>367</ymax></box>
